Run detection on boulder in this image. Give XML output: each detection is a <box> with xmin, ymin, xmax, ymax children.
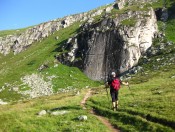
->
<box><xmin>38</xmin><ymin>110</ymin><xmax>47</xmax><ymax>116</ymax></box>
<box><xmin>50</xmin><ymin>110</ymin><xmax>69</xmax><ymax>116</ymax></box>
<box><xmin>0</xmin><ymin>99</ymin><xmax>8</xmax><ymax>105</ymax></box>
<box><xmin>171</xmin><ymin>75</ymin><xmax>175</xmax><ymax>79</ymax></box>
<box><xmin>78</xmin><ymin>115</ymin><xmax>87</xmax><ymax>121</ymax></box>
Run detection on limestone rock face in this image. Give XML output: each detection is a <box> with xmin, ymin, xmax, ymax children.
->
<box><xmin>0</xmin><ymin>5</ymin><xmax>113</xmax><ymax>55</ymax></box>
<box><xmin>57</xmin><ymin>8</ymin><xmax>158</xmax><ymax>80</ymax></box>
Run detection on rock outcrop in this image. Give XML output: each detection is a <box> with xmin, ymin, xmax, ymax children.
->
<box><xmin>0</xmin><ymin>0</ymin><xmax>159</xmax><ymax>81</ymax></box>
<box><xmin>0</xmin><ymin>5</ymin><xmax>113</xmax><ymax>55</ymax></box>
<box><xmin>57</xmin><ymin>7</ymin><xmax>158</xmax><ymax>80</ymax></box>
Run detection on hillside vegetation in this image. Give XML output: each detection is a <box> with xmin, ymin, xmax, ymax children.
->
<box><xmin>0</xmin><ymin>22</ymin><xmax>100</xmax><ymax>101</ymax></box>
<box><xmin>0</xmin><ymin>0</ymin><xmax>175</xmax><ymax>131</ymax></box>
<box><xmin>0</xmin><ymin>27</ymin><xmax>30</xmax><ymax>37</ymax></box>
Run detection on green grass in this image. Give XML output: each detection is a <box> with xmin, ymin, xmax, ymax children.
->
<box><xmin>1</xmin><ymin>69</ymin><xmax>175</xmax><ymax>131</ymax></box>
<box><xmin>155</xmin><ymin>0</ymin><xmax>175</xmax><ymax>43</ymax></box>
<box><xmin>121</xmin><ymin>18</ymin><xmax>137</xmax><ymax>27</ymax></box>
<box><xmin>43</xmin><ymin>64</ymin><xmax>100</xmax><ymax>92</ymax></box>
<box><xmin>0</xmin><ymin>21</ymin><xmax>100</xmax><ymax>101</ymax></box>
<box><xmin>165</xmin><ymin>18</ymin><xmax>175</xmax><ymax>43</ymax></box>
<box><xmin>0</xmin><ymin>27</ymin><xmax>32</xmax><ymax>37</ymax></box>
<box><xmin>0</xmin><ymin>90</ymin><xmax>111</xmax><ymax>132</ymax></box>
<box><xmin>87</xmin><ymin>68</ymin><xmax>175</xmax><ymax>131</ymax></box>
<box><xmin>141</xmin><ymin>0</ymin><xmax>174</xmax><ymax>9</ymax></box>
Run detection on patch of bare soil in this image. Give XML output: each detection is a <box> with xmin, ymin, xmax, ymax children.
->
<box><xmin>81</xmin><ymin>89</ymin><xmax>120</xmax><ymax>132</ymax></box>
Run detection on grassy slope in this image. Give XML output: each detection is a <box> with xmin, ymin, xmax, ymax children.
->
<box><xmin>0</xmin><ymin>89</ymin><xmax>111</xmax><ymax>132</ymax></box>
<box><xmin>87</xmin><ymin>67</ymin><xmax>175</xmax><ymax>131</ymax></box>
<box><xmin>0</xmin><ymin>22</ymin><xmax>100</xmax><ymax>101</ymax></box>
<box><xmin>0</xmin><ymin>27</ymin><xmax>32</xmax><ymax>37</ymax></box>
<box><xmin>165</xmin><ymin>2</ymin><xmax>175</xmax><ymax>42</ymax></box>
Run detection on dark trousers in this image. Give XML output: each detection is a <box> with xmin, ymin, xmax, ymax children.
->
<box><xmin>110</xmin><ymin>89</ymin><xmax>119</xmax><ymax>102</ymax></box>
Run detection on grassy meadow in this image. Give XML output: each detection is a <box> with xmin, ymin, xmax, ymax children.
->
<box><xmin>0</xmin><ymin>89</ymin><xmax>111</xmax><ymax>132</ymax></box>
<box><xmin>0</xmin><ymin>62</ymin><xmax>174</xmax><ymax>131</ymax></box>
<box><xmin>87</xmin><ymin>66</ymin><xmax>175</xmax><ymax>131</ymax></box>
<box><xmin>0</xmin><ymin>0</ymin><xmax>175</xmax><ymax>131</ymax></box>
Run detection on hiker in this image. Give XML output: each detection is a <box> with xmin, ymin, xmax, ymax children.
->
<box><xmin>106</xmin><ymin>71</ymin><xmax>128</xmax><ymax>111</ymax></box>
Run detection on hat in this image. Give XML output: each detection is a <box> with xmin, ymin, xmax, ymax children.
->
<box><xmin>111</xmin><ymin>72</ymin><xmax>116</xmax><ymax>76</ymax></box>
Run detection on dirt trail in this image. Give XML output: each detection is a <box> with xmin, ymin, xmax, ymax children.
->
<box><xmin>81</xmin><ymin>89</ymin><xmax>120</xmax><ymax>132</ymax></box>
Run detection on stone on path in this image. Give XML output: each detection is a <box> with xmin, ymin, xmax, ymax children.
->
<box><xmin>50</xmin><ymin>110</ymin><xmax>70</xmax><ymax>116</ymax></box>
<box><xmin>0</xmin><ymin>99</ymin><xmax>8</xmax><ymax>105</ymax></box>
<box><xmin>38</xmin><ymin>110</ymin><xmax>47</xmax><ymax>116</ymax></box>
<box><xmin>78</xmin><ymin>115</ymin><xmax>87</xmax><ymax>121</ymax></box>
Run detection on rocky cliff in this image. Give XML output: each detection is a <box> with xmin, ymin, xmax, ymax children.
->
<box><xmin>0</xmin><ymin>0</ymin><xmax>159</xmax><ymax>81</ymax></box>
<box><xmin>0</xmin><ymin>5</ymin><xmax>113</xmax><ymax>55</ymax></box>
<box><xmin>57</xmin><ymin>4</ymin><xmax>158</xmax><ymax>80</ymax></box>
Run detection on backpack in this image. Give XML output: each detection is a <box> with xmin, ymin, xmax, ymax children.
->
<box><xmin>111</xmin><ymin>78</ymin><xmax>120</xmax><ymax>91</ymax></box>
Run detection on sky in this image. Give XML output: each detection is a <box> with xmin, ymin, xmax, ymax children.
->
<box><xmin>0</xmin><ymin>0</ymin><xmax>114</xmax><ymax>31</ymax></box>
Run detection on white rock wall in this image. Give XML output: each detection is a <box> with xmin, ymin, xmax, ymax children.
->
<box><xmin>114</xmin><ymin>8</ymin><xmax>158</xmax><ymax>70</ymax></box>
